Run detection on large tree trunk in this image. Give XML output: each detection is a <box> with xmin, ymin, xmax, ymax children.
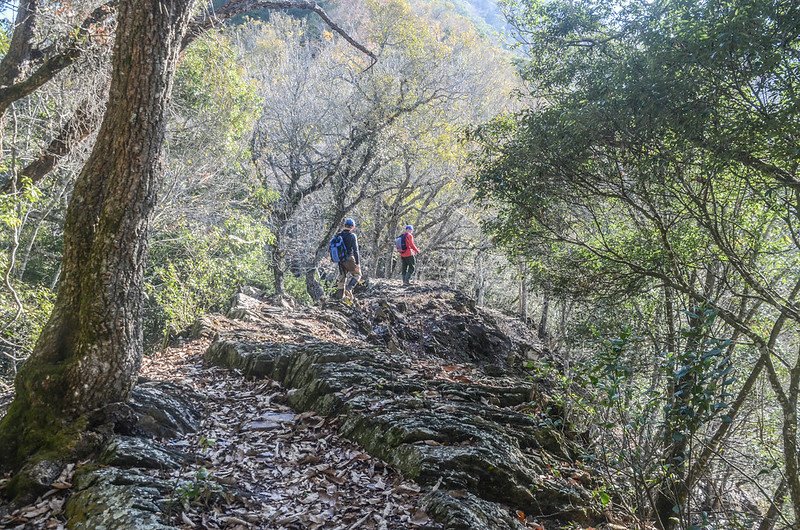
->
<box><xmin>0</xmin><ymin>0</ymin><xmax>195</xmax><ymax>477</ymax></box>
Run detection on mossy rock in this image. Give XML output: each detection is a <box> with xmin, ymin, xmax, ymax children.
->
<box><xmin>66</xmin><ymin>467</ymin><xmax>174</xmax><ymax>530</ymax></box>
<box><xmin>205</xmin><ymin>330</ymin><xmax>602</xmax><ymax>529</ymax></box>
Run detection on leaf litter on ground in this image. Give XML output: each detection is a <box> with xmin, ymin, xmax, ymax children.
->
<box><xmin>0</xmin><ymin>330</ymin><xmax>438</xmax><ymax>530</ymax></box>
<box><xmin>139</xmin><ymin>336</ymin><xmax>440</xmax><ymax>530</ymax></box>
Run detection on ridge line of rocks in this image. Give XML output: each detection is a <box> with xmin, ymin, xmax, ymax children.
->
<box><xmin>204</xmin><ymin>286</ymin><xmax>605</xmax><ymax>529</ymax></box>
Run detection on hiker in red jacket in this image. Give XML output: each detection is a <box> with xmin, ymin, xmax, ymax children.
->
<box><xmin>397</xmin><ymin>225</ymin><xmax>420</xmax><ymax>286</ymax></box>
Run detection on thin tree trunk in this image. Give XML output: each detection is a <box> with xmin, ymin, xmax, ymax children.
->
<box><xmin>305</xmin><ymin>267</ymin><xmax>325</xmax><ymax>302</ymax></box>
<box><xmin>781</xmin><ymin>364</ymin><xmax>800</xmax><ymax>524</ymax></box>
<box><xmin>655</xmin><ymin>269</ymin><xmax>718</xmax><ymax>530</ymax></box>
<box><xmin>538</xmin><ymin>294</ymin><xmax>549</xmax><ymax>342</ymax></box>
<box><xmin>271</xmin><ymin>227</ymin><xmax>286</xmax><ymax>296</ymax></box>
<box><xmin>0</xmin><ymin>0</ymin><xmax>195</xmax><ymax>475</ymax></box>
<box><xmin>758</xmin><ymin>479</ymin><xmax>788</xmax><ymax>530</ymax></box>
<box><xmin>305</xmin><ymin>205</ymin><xmax>347</xmax><ymax>302</ymax></box>
<box><xmin>654</xmin><ymin>306</ymin><xmax>703</xmax><ymax>530</ymax></box>
<box><xmin>384</xmin><ymin>245</ymin><xmax>395</xmax><ymax>279</ymax></box>
<box><xmin>369</xmin><ymin>194</ymin><xmax>385</xmax><ymax>278</ymax></box>
<box><xmin>0</xmin><ymin>0</ymin><xmax>38</xmax><ymax>88</ymax></box>
<box><xmin>306</xmin><ymin>243</ymin><xmax>332</xmax><ymax>302</ymax></box>
<box><xmin>517</xmin><ymin>260</ymin><xmax>527</xmax><ymax>320</ymax></box>
<box><xmin>474</xmin><ymin>251</ymin><xmax>485</xmax><ymax>306</ymax></box>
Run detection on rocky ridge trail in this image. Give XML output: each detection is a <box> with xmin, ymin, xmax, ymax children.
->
<box><xmin>0</xmin><ymin>281</ymin><xmax>615</xmax><ymax>530</ymax></box>
<box><xmin>0</xmin><ymin>294</ymin><xmax>434</xmax><ymax>529</ymax></box>
<box><xmin>203</xmin><ymin>281</ymin><xmax>613</xmax><ymax>529</ymax></box>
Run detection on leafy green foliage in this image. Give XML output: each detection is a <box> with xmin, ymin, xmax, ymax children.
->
<box><xmin>173</xmin><ymin>31</ymin><xmax>260</xmax><ymax>154</ymax></box>
<box><xmin>145</xmin><ymin>215</ymin><xmax>275</xmax><ymax>345</ymax></box>
<box><xmin>0</xmin><ymin>278</ymin><xmax>54</xmax><ymax>358</ymax></box>
<box><xmin>0</xmin><ymin>26</ymin><xmax>9</xmax><ymax>55</ymax></box>
<box><xmin>665</xmin><ymin>307</ymin><xmax>734</xmax><ymax>444</ymax></box>
<box><xmin>473</xmin><ymin>0</ymin><xmax>800</xmax><ymax>523</ymax></box>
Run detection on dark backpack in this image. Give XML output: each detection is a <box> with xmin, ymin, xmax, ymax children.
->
<box><xmin>330</xmin><ymin>233</ymin><xmax>347</xmax><ymax>263</ymax></box>
<box><xmin>394</xmin><ymin>233</ymin><xmax>408</xmax><ymax>252</ymax></box>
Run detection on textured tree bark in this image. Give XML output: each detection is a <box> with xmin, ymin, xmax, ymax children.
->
<box><xmin>758</xmin><ymin>479</ymin><xmax>787</xmax><ymax>530</ymax></box>
<box><xmin>0</xmin><ymin>0</ymin><xmax>39</xmax><ymax>88</ymax></box>
<box><xmin>0</xmin><ymin>0</ymin><xmax>195</xmax><ymax>473</ymax></box>
<box><xmin>537</xmin><ymin>295</ymin><xmax>549</xmax><ymax>341</ymax></box>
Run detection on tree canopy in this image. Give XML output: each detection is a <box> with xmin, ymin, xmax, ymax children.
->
<box><xmin>473</xmin><ymin>0</ymin><xmax>800</xmax><ymax>527</ymax></box>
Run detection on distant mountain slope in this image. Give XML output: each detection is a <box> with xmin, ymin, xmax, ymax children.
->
<box><xmin>452</xmin><ymin>0</ymin><xmax>507</xmax><ymax>33</ymax></box>
<box><xmin>210</xmin><ymin>0</ymin><xmax>510</xmax><ymax>45</ymax></box>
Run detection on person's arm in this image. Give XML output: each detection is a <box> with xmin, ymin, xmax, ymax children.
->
<box><xmin>353</xmin><ymin>234</ymin><xmax>360</xmax><ymax>265</ymax></box>
<box><xmin>409</xmin><ymin>234</ymin><xmax>420</xmax><ymax>254</ymax></box>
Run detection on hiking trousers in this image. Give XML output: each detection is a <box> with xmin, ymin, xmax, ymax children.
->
<box><xmin>337</xmin><ymin>256</ymin><xmax>361</xmax><ymax>298</ymax></box>
<box><xmin>401</xmin><ymin>255</ymin><xmax>416</xmax><ymax>284</ymax></box>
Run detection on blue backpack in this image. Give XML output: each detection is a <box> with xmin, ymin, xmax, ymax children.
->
<box><xmin>394</xmin><ymin>233</ymin><xmax>408</xmax><ymax>252</ymax></box>
<box><xmin>330</xmin><ymin>233</ymin><xmax>347</xmax><ymax>263</ymax></box>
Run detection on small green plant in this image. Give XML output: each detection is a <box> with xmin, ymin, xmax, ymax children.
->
<box><xmin>198</xmin><ymin>436</ymin><xmax>216</xmax><ymax>451</ymax></box>
<box><xmin>173</xmin><ymin>467</ymin><xmax>222</xmax><ymax>509</ymax></box>
<box><xmin>145</xmin><ymin>214</ymin><xmax>276</xmax><ymax>348</ymax></box>
<box><xmin>592</xmin><ymin>486</ymin><xmax>611</xmax><ymax>509</ymax></box>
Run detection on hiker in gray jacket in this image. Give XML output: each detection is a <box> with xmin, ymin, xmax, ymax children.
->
<box><xmin>335</xmin><ymin>218</ymin><xmax>362</xmax><ymax>300</ymax></box>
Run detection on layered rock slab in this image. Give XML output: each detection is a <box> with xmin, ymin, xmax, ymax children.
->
<box><xmin>205</xmin><ymin>326</ymin><xmax>601</xmax><ymax>529</ymax></box>
<box><xmin>63</xmin><ymin>381</ymin><xmax>201</xmax><ymax>529</ymax></box>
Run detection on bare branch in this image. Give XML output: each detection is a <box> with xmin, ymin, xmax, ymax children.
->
<box><xmin>0</xmin><ymin>2</ymin><xmax>117</xmax><ymax>118</ymax></box>
<box><xmin>187</xmin><ymin>0</ymin><xmax>376</xmax><ymax>63</ymax></box>
<box><xmin>0</xmin><ymin>100</ymin><xmax>103</xmax><ymax>193</ymax></box>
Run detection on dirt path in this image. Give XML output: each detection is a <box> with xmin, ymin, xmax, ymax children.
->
<box><xmin>140</xmin><ymin>339</ymin><xmax>437</xmax><ymax>530</ymax></box>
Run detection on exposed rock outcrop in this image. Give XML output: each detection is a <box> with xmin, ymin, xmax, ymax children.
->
<box><xmin>203</xmin><ymin>281</ymin><xmax>604</xmax><ymax>529</ymax></box>
<box><xmin>347</xmin><ymin>282</ymin><xmax>544</xmax><ymax>366</ymax></box>
<box><xmin>66</xmin><ymin>466</ymin><xmax>175</xmax><ymax>530</ymax></box>
<box><xmin>129</xmin><ymin>380</ymin><xmax>202</xmax><ymax>439</ymax></box>
<box><xmin>2</xmin><ymin>280</ymin><xmax>605</xmax><ymax>529</ymax></box>
<box><xmin>62</xmin><ymin>381</ymin><xmax>201</xmax><ymax>529</ymax></box>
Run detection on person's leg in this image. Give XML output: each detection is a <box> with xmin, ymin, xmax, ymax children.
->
<box><xmin>335</xmin><ymin>263</ymin><xmax>346</xmax><ymax>299</ymax></box>
<box><xmin>401</xmin><ymin>256</ymin><xmax>411</xmax><ymax>285</ymax></box>
<box><xmin>348</xmin><ymin>268</ymin><xmax>362</xmax><ymax>289</ymax></box>
<box><xmin>344</xmin><ymin>257</ymin><xmax>361</xmax><ymax>296</ymax></box>
<box><xmin>407</xmin><ymin>255</ymin><xmax>416</xmax><ymax>283</ymax></box>
<box><xmin>343</xmin><ymin>278</ymin><xmax>354</xmax><ymax>300</ymax></box>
